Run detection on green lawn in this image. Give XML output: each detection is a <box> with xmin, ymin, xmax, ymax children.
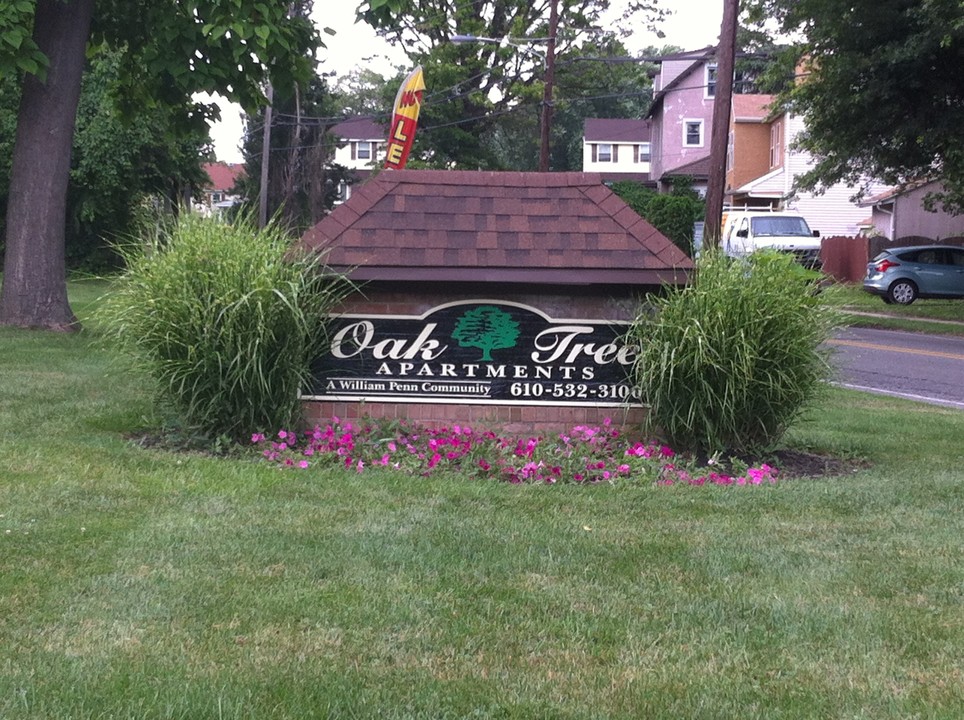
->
<box><xmin>0</xmin><ymin>281</ymin><xmax>962</xmax><ymax>719</ymax></box>
<box><xmin>831</xmin><ymin>282</ymin><xmax>964</xmax><ymax>334</ymax></box>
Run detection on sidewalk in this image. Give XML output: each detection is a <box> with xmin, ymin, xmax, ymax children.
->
<box><xmin>843</xmin><ymin>308</ymin><xmax>964</xmax><ymax>329</ymax></box>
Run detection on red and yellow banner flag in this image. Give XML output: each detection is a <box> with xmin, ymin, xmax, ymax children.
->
<box><xmin>384</xmin><ymin>66</ymin><xmax>425</xmax><ymax>170</ymax></box>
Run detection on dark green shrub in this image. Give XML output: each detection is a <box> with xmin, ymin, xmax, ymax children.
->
<box><xmin>98</xmin><ymin>212</ymin><xmax>349</xmax><ymax>441</ymax></box>
<box><xmin>611</xmin><ymin>180</ymin><xmax>704</xmax><ymax>256</ymax></box>
<box><xmin>627</xmin><ymin>249</ymin><xmax>840</xmax><ymax>456</ymax></box>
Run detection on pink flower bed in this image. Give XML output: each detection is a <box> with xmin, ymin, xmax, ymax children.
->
<box><xmin>252</xmin><ymin>418</ymin><xmax>778</xmax><ymax>487</ymax></box>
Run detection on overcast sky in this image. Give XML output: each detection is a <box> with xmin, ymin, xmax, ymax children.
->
<box><xmin>209</xmin><ymin>0</ymin><xmax>724</xmax><ymax>163</ymax></box>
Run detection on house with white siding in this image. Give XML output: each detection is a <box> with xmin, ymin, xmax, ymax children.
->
<box><xmin>582</xmin><ymin>118</ymin><xmax>653</xmax><ymax>184</ymax></box>
<box><xmin>725</xmin><ymin>104</ymin><xmax>890</xmax><ymax>236</ymax></box>
<box><xmin>330</xmin><ymin>118</ymin><xmax>386</xmax><ymax>203</ymax></box>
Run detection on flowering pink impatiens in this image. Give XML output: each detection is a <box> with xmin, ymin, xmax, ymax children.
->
<box><xmin>251</xmin><ymin>419</ymin><xmax>780</xmax><ymax>488</ymax></box>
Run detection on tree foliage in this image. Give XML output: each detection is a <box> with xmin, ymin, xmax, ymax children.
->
<box><xmin>92</xmin><ymin>0</ymin><xmax>318</xmax><ymax>115</ymax></box>
<box><xmin>745</xmin><ymin>0</ymin><xmax>964</xmax><ymax>211</ymax></box>
<box><xmin>488</xmin><ymin>35</ymin><xmax>657</xmax><ymax>171</ymax></box>
<box><xmin>0</xmin><ymin>0</ymin><xmax>47</xmax><ymax>78</ymax></box>
<box><xmin>332</xmin><ymin>66</ymin><xmax>399</xmax><ymax>117</ymax></box>
<box><xmin>0</xmin><ymin>0</ymin><xmax>323</xmax><ymax>329</ymax></box>
<box><xmin>355</xmin><ymin>0</ymin><xmax>663</xmax><ymax>169</ymax></box>
<box><xmin>66</xmin><ymin>49</ymin><xmax>210</xmax><ymax>268</ymax></box>
<box><xmin>0</xmin><ymin>73</ymin><xmax>18</xmax><ymax>249</ymax></box>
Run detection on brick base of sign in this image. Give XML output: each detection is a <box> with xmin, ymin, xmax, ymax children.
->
<box><xmin>300</xmin><ymin>286</ymin><xmax>648</xmax><ymax>436</ymax></box>
<box><xmin>303</xmin><ymin>398</ymin><xmax>647</xmax><ymax>436</ymax></box>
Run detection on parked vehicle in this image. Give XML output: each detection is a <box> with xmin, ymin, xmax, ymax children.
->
<box><xmin>722</xmin><ymin>210</ymin><xmax>822</xmax><ymax>268</ymax></box>
<box><xmin>863</xmin><ymin>245</ymin><xmax>964</xmax><ymax>305</ymax></box>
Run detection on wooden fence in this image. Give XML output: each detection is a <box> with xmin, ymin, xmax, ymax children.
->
<box><xmin>819</xmin><ymin>235</ymin><xmax>964</xmax><ymax>283</ymax></box>
<box><xmin>819</xmin><ymin>236</ymin><xmax>868</xmax><ymax>283</ymax></box>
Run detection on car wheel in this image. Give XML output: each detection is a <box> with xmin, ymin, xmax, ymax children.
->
<box><xmin>887</xmin><ymin>280</ymin><xmax>918</xmax><ymax>305</ymax></box>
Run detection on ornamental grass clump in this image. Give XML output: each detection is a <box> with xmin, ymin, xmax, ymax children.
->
<box><xmin>628</xmin><ymin>248</ymin><xmax>840</xmax><ymax>456</ymax></box>
<box><xmin>98</xmin><ymin>212</ymin><xmax>349</xmax><ymax>441</ymax></box>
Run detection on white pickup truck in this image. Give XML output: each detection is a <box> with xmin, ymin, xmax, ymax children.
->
<box><xmin>722</xmin><ymin>210</ymin><xmax>822</xmax><ymax>268</ymax></box>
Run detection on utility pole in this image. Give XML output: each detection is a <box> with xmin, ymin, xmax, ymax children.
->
<box><xmin>702</xmin><ymin>0</ymin><xmax>739</xmax><ymax>247</ymax></box>
<box><xmin>538</xmin><ymin>0</ymin><xmax>558</xmax><ymax>172</ymax></box>
<box><xmin>258</xmin><ymin>83</ymin><xmax>273</xmax><ymax>228</ymax></box>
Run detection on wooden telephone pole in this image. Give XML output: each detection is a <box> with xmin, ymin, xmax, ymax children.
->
<box><xmin>702</xmin><ymin>0</ymin><xmax>739</xmax><ymax>247</ymax></box>
<box><xmin>538</xmin><ymin>0</ymin><xmax>558</xmax><ymax>172</ymax></box>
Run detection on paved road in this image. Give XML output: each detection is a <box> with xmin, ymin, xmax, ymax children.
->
<box><xmin>827</xmin><ymin>327</ymin><xmax>964</xmax><ymax>410</ymax></box>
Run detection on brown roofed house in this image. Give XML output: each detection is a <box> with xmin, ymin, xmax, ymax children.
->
<box><xmin>201</xmin><ymin>162</ymin><xmax>245</xmax><ymax>212</ymax></box>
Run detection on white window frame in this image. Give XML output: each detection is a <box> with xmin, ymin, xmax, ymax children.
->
<box><xmin>683</xmin><ymin>119</ymin><xmax>704</xmax><ymax>148</ymax></box>
<box><xmin>356</xmin><ymin>141</ymin><xmax>374</xmax><ymax>161</ymax></box>
<box><xmin>596</xmin><ymin>143</ymin><xmax>613</xmax><ymax>163</ymax></box>
<box><xmin>636</xmin><ymin>143</ymin><xmax>651</xmax><ymax>163</ymax></box>
<box><xmin>705</xmin><ymin>63</ymin><xmax>718</xmax><ymax>98</ymax></box>
<box><xmin>769</xmin><ymin>121</ymin><xmax>784</xmax><ymax>168</ymax></box>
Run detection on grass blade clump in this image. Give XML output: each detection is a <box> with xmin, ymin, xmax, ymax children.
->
<box><xmin>98</xmin><ymin>212</ymin><xmax>349</xmax><ymax>441</ymax></box>
<box><xmin>628</xmin><ymin>249</ymin><xmax>841</xmax><ymax>456</ymax></box>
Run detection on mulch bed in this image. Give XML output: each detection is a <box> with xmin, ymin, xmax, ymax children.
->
<box><xmin>767</xmin><ymin>448</ymin><xmax>871</xmax><ymax>479</ymax></box>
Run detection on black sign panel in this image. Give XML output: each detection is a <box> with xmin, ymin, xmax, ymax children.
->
<box><xmin>304</xmin><ymin>301</ymin><xmax>641</xmax><ymax>406</ymax></box>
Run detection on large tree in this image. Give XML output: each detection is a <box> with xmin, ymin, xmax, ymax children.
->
<box><xmin>745</xmin><ymin>0</ymin><xmax>964</xmax><ymax>211</ymax></box>
<box><xmin>0</xmin><ymin>0</ymin><xmax>319</xmax><ymax>330</ymax></box>
<box><xmin>356</xmin><ymin>0</ymin><xmax>663</xmax><ymax>169</ymax></box>
<box><xmin>0</xmin><ymin>47</ymin><xmax>211</xmax><ymax>271</ymax></box>
<box><xmin>68</xmin><ymin>49</ymin><xmax>212</xmax><ymax>268</ymax></box>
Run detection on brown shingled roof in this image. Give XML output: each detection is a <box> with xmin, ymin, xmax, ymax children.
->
<box><xmin>297</xmin><ymin>170</ymin><xmax>692</xmax><ymax>286</ymax></box>
<box><xmin>330</xmin><ymin>117</ymin><xmax>386</xmax><ymax>141</ymax></box>
<box><xmin>584</xmin><ymin>118</ymin><xmax>652</xmax><ymax>143</ymax></box>
<box><xmin>665</xmin><ymin>154</ymin><xmax>712</xmax><ymax>180</ymax></box>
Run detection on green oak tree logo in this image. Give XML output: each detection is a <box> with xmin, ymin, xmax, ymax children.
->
<box><xmin>451</xmin><ymin>306</ymin><xmax>520</xmax><ymax>361</ymax></box>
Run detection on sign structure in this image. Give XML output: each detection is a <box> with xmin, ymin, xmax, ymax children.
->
<box><xmin>383</xmin><ymin>66</ymin><xmax>425</xmax><ymax>170</ymax></box>
<box><xmin>304</xmin><ymin>301</ymin><xmax>642</xmax><ymax>407</ymax></box>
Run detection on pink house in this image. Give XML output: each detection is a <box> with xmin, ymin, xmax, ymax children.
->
<box><xmin>646</xmin><ymin>47</ymin><xmax>717</xmax><ymax>194</ymax></box>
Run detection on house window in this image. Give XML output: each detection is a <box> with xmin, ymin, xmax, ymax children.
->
<box><xmin>636</xmin><ymin>143</ymin><xmax>651</xmax><ymax>163</ymax></box>
<box><xmin>596</xmin><ymin>143</ymin><xmax>613</xmax><ymax>162</ymax></box>
<box><xmin>769</xmin><ymin>120</ymin><xmax>783</xmax><ymax>168</ymax></box>
<box><xmin>336</xmin><ymin>180</ymin><xmax>351</xmax><ymax>204</ymax></box>
<box><xmin>684</xmin><ymin>120</ymin><xmax>704</xmax><ymax>147</ymax></box>
<box><xmin>356</xmin><ymin>141</ymin><xmax>373</xmax><ymax>160</ymax></box>
<box><xmin>705</xmin><ymin>64</ymin><xmax>717</xmax><ymax>98</ymax></box>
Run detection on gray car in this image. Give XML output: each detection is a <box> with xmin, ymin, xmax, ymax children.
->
<box><xmin>863</xmin><ymin>244</ymin><xmax>964</xmax><ymax>305</ymax></box>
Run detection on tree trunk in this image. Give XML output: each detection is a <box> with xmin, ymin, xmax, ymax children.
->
<box><xmin>0</xmin><ymin>0</ymin><xmax>95</xmax><ymax>330</ymax></box>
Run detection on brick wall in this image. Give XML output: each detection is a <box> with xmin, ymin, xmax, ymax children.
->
<box><xmin>301</xmin><ymin>285</ymin><xmax>649</xmax><ymax>436</ymax></box>
<box><xmin>303</xmin><ymin>399</ymin><xmax>647</xmax><ymax>437</ymax></box>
